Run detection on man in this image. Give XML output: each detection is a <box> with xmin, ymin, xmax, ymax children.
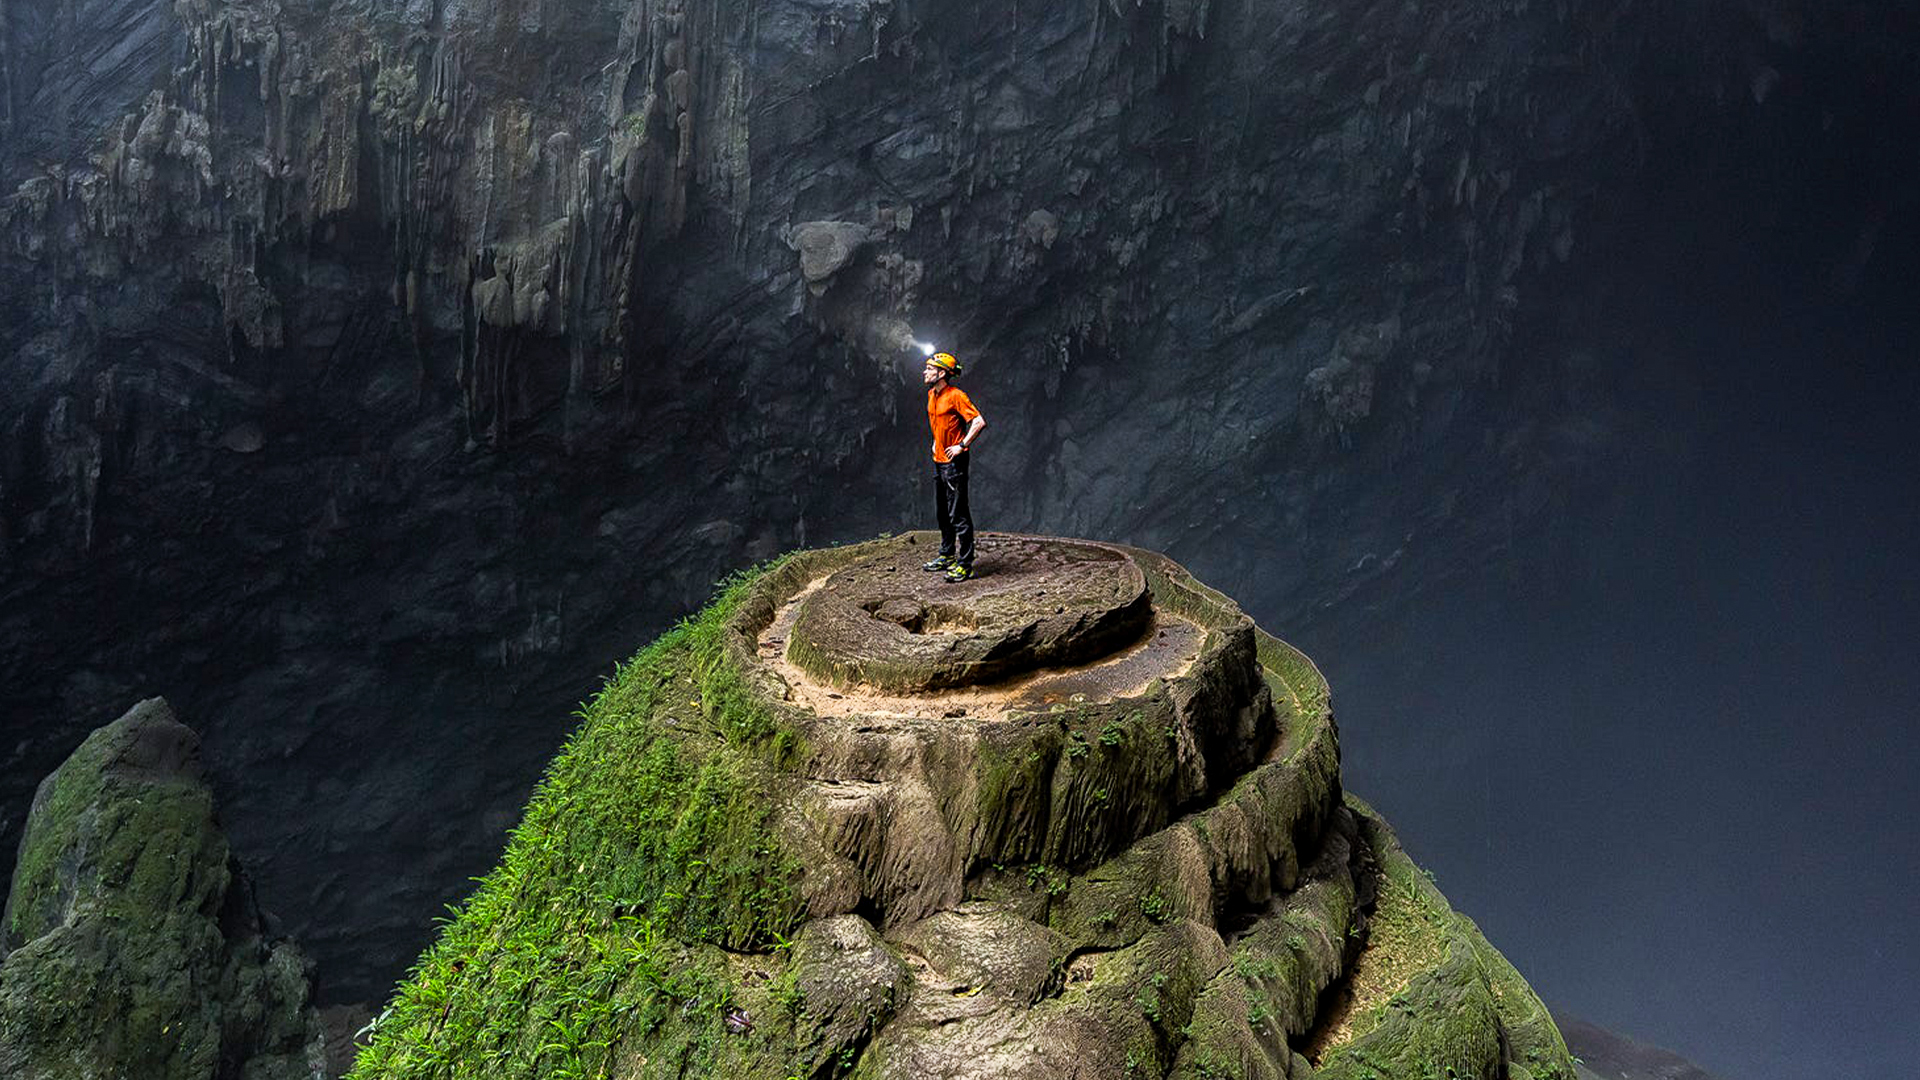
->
<box><xmin>922</xmin><ymin>352</ymin><xmax>986</xmax><ymax>581</ymax></box>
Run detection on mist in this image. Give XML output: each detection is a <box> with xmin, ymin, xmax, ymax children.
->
<box><xmin>1293</xmin><ymin>95</ymin><xmax>1920</xmax><ymax>1077</ymax></box>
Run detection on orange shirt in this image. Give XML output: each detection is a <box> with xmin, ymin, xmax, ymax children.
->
<box><xmin>927</xmin><ymin>385</ymin><xmax>981</xmax><ymax>463</ymax></box>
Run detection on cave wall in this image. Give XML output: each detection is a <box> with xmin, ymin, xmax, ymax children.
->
<box><xmin>0</xmin><ymin>0</ymin><xmax>1868</xmax><ymax>1001</ymax></box>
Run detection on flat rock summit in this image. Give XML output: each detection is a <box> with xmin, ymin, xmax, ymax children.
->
<box><xmin>348</xmin><ymin>534</ymin><xmax>1573</xmax><ymax>1080</ymax></box>
<box><xmin>783</xmin><ymin>537</ymin><xmax>1155</xmax><ymax>694</ymax></box>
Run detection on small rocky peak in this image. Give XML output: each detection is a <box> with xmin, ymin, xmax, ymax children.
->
<box><xmin>349</xmin><ymin>535</ymin><xmax>1578</xmax><ymax>1080</ymax></box>
<box><xmin>0</xmin><ymin>698</ymin><xmax>327</xmax><ymax>1080</ymax></box>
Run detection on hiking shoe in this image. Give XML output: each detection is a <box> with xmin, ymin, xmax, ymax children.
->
<box><xmin>921</xmin><ymin>556</ymin><xmax>955</xmax><ymax>572</ymax></box>
<box><xmin>943</xmin><ymin>563</ymin><xmax>976</xmax><ymax>582</ymax></box>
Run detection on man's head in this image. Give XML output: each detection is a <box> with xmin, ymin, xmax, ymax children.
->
<box><xmin>923</xmin><ymin>352</ymin><xmax>961</xmax><ymax>386</ymax></box>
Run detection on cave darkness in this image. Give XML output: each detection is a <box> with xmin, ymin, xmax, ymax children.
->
<box><xmin>1302</xmin><ymin>11</ymin><xmax>1920</xmax><ymax>1078</ymax></box>
<box><xmin>2</xmin><ymin>2</ymin><xmax>1918</xmax><ymax>1078</ymax></box>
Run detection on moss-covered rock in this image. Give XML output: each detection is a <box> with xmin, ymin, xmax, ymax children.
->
<box><xmin>1307</xmin><ymin>802</ymin><xmax>1575</xmax><ymax>1080</ymax></box>
<box><xmin>0</xmin><ymin>698</ymin><xmax>323</xmax><ymax>1080</ymax></box>
<box><xmin>348</xmin><ymin>535</ymin><xmax>1574</xmax><ymax>1080</ymax></box>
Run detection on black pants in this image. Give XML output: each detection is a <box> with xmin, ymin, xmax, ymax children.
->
<box><xmin>934</xmin><ymin>455</ymin><xmax>975</xmax><ymax>566</ymax></box>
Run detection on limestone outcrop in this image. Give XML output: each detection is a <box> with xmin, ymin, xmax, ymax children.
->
<box><xmin>0</xmin><ymin>698</ymin><xmax>325</xmax><ymax>1080</ymax></box>
<box><xmin>348</xmin><ymin>535</ymin><xmax>1571</xmax><ymax>1079</ymax></box>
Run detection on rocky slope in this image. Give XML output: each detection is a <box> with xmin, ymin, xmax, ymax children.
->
<box><xmin>0</xmin><ymin>698</ymin><xmax>325</xmax><ymax>1080</ymax></box>
<box><xmin>347</xmin><ymin>534</ymin><xmax>1571</xmax><ymax>1079</ymax></box>
<box><xmin>1558</xmin><ymin>1019</ymin><xmax>1730</xmax><ymax>1080</ymax></box>
<box><xmin>2</xmin><ymin>0</ymin><xmax>1906</xmax><ymax>1004</ymax></box>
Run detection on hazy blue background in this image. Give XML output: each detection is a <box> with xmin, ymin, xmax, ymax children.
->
<box><xmin>1299</xmin><ymin>181</ymin><xmax>1920</xmax><ymax>1078</ymax></box>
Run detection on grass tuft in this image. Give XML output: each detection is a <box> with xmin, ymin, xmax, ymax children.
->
<box><xmin>348</xmin><ymin>562</ymin><xmax>807</xmax><ymax>1080</ymax></box>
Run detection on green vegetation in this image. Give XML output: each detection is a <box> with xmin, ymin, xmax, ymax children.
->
<box><xmin>344</xmin><ymin>538</ymin><xmax>1571</xmax><ymax>1080</ymax></box>
<box><xmin>0</xmin><ymin>702</ymin><xmax>318</xmax><ymax>1080</ymax></box>
<box><xmin>1253</xmin><ymin>626</ymin><xmax>1332</xmax><ymax>729</ymax></box>
<box><xmin>968</xmin><ymin>728</ymin><xmax>1058</xmax><ymax>868</ymax></box>
<box><xmin>1024</xmin><ymin>864</ymin><xmax>1070</xmax><ymax>898</ymax></box>
<box><xmin>1310</xmin><ymin>804</ymin><xmax>1576</xmax><ymax>1080</ymax></box>
<box><xmin>1135</xmin><ymin>971</ymin><xmax>1167</xmax><ymax>1024</ymax></box>
<box><xmin>4</xmin><ymin>759</ymin><xmax>98</xmax><ymax>945</ymax></box>
<box><xmin>349</xmin><ymin>564</ymin><xmax>810</xmax><ymax>1080</ymax></box>
<box><xmin>0</xmin><ymin>759</ymin><xmax>230</xmax><ymax>1078</ymax></box>
<box><xmin>1171</xmin><ymin>975</ymin><xmax>1270</xmax><ymax>1080</ymax></box>
<box><xmin>5</xmin><ymin>716</ymin><xmax>221</xmax><ymax>948</ymax></box>
<box><xmin>1310</xmin><ymin>835</ymin><xmax>1455</xmax><ymax>1062</ymax></box>
<box><xmin>1139</xmin><ymin>891</ymin><xmax>1173</xmax><ymax>923</ymax></box>
<box><xmin>1065</xmin><ymin>731</ymin><xmax>1091</xmax><ymax>759</ymax></box>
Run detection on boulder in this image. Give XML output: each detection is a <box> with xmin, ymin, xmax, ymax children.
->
<box><xmin>0</xmin><ymin>699</ymin><xmax>324</xmax><ymax>1080</ymax></box>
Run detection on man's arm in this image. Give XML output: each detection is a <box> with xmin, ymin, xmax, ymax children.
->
<box><xmin>950</xmin><ymin>414</ymin><xmax>986</xmax><ymax>456</ymax></box>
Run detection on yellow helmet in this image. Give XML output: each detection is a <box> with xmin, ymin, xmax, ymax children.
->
<box><xmin>926</xmin><ymin>352</ymin><xmax>961</xmax><ymax>376</ymax></box>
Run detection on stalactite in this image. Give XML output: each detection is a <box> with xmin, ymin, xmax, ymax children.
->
<box><xmin>0</xmin><ymin>0</ymin><xmax>14</xmax><ymax>135</ymax></box>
